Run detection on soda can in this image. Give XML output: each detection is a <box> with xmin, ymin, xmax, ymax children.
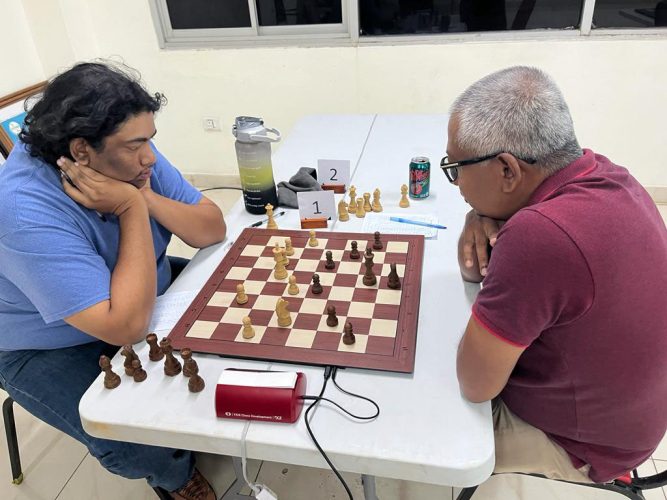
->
<box><xmin>409</xmin><ymin>156</ymin><xmax>430</xmax><ymax>199</ymax></box>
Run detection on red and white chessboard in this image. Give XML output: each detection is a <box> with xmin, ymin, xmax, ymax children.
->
<box><xmin>168</xmin><ymin>228</ymin><xmax>424</xmax><ymax>373</ymax></box>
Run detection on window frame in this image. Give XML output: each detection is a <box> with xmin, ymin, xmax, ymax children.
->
<box><xmin>149</xmin><ymin>0</ymin><xmax>667</xmax><ymax>50</ymax></box>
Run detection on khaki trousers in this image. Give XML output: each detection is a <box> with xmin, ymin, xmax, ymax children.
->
<box><xmin>493</xmin><ymin>399</ymin><xmax>594</xmax><ymax>483</ymax></box>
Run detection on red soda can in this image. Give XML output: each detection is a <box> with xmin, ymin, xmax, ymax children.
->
<box><xmin>409</xmin><ymin>157</ymin><xmax>430</xmax><ymax>199</ymax></box>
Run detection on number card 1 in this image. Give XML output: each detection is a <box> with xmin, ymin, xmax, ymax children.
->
<box><xmin>318</xmin><ymin>159</ymin><xmax>350</xmax><ymax>193</ymax></box>
<box><xmin>297</xmin><ymin>190</ymin><xmax>336</xmax><ymax>222</ymax></box>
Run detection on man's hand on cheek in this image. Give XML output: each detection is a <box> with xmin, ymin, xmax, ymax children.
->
<box><xmin>57</xmin><ymin>157</ymin><xmax>144</xmax><ymax>216</ymax></box>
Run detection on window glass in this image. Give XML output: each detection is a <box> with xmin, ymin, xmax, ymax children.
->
<box><xmin>166</xmin><ymin>0</ymin><xmax>252</xmax><ymax>29</ymax></box>
<box><xmin>359</xmin><ymin>0</ymin><xmax>584</xmax><ymax>36</ymax></box>
<box><xmin>593</xmin><ymin>1</ymin><xmax>667</xmax><ymax>28</ymax></box>
<box><xmin>256</xmin><ymin>0</ymin><xmax>343</xmax><ymax>26</ymax></box>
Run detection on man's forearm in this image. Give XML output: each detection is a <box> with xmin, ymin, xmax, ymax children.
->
<box><xmin>144</xmin><ymin>192</ymin><xmax>226</xmax><ymax>248</ymax></box>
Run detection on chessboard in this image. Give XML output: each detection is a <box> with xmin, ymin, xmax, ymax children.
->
<box><xmin>168</xmin><ymin>228</ymin><xmax>424</xmax><ymax>373</ymax></box>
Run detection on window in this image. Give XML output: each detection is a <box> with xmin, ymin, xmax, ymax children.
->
<box><xmin>149</xmin><ymin>0</ymin><xmax>667</xmax><ymax>47</ymax></box>
<box><xmin>592</xmin><ymin>0</ymin><xmax>667</xmax><ymax>28</ymax></box>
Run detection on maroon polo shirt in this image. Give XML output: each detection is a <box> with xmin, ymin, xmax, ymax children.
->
<box><xmin>472</xmin><ymin>149</ymin><xmax>667</xmax><ymax>482</ymax></box>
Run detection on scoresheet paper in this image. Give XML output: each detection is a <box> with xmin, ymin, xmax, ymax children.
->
<box><xmin>362</xmin><ymin>213</ymin><xmax>441</xmax><ymax>238</ymax></box>
<box><xmin>149</xmin><ymin>290</ymin><xmax>199</xmax><ymax>333</ymax></box>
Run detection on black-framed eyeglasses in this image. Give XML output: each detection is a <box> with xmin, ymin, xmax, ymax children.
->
<box><xmin>440</xmin><ymin>152</ymin><xmax>536</xmax><ymax>183</ymax></box>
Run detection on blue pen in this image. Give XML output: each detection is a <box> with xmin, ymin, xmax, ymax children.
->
<box><xmin>389</xmin><ymin>217</ymin><xmax>447</xmax><ymax>230</ymax></box>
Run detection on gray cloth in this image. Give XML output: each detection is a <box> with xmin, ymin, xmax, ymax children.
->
<box><xmin>277</xmin><ymin>167</ymin><xmax>322</xmax><ymax>208</ymax></box>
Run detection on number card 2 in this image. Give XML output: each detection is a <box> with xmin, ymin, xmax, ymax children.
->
<box><xmin>318</xmin><ymin>159</ymin><xmax>350</xmax><ymax>189</ymax></box>
<box><xmin>297</xmin><ymin>190</ymin><xmax>336</xmax><ymax>221</ymax></box>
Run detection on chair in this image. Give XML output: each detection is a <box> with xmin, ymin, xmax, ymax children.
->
<box><xmin>456</xmin><ymin>468</ymin><xmax>667</xmax><ymax>500</ymax></box>
<box><xmin>1</xmin><ymin>383</ymin><xmax>23</xmax><ymax>484</ymax></box>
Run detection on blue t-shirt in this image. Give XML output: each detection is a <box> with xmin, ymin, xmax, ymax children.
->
<box><xmin>0</xmin><ymin>142</ymin><xmax>202</xmax><ymax>350</ymax></box>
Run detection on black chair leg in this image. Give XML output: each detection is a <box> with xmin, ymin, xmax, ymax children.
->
<box><xmin>456</xmin><ymin>486</ymin><xmax>478</xmax><ymax>500</ymax></box>
<box><xmin>2</xmin><ymin>396</ymin><xmax>23</xmax><ymax>484</ymax></box>
<box><xmin>152</xmin><ymin>485</ymin><xmax>172</xmax><ymax>499</ymax></box>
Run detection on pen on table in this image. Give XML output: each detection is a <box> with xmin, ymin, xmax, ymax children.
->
<box><xmin>389</xmin><ymin>217</ymin><xmax>447</xmax><ymax>230</ymax></box>
<box><xmin>248</xmin><ymin>211</ymin><xmax>286</xmax><ymax>228</ymax></box>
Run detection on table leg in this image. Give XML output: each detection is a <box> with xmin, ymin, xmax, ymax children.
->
<box><xmin>220</xmin><ymin>457</ymin><xmax>255</xmax><ymax>500</ymax></box>
<box><xmin>362</xmin><ymin>474</ymin><xmax>379</xmax><ymax>500</ymax></box>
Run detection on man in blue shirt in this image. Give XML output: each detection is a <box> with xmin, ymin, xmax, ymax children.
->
<box><xmin>0</xmin><ymin>62</ymin><xmax>226</xmax><ymax>500</ymax></box>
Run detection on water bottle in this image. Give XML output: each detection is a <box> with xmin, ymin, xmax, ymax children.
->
<box><xmin>232</xmin><ymin>116</ymin><xmax>280</xmax><ymax>214</ymax></box>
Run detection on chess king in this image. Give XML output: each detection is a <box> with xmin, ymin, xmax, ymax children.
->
<box><xmin>0</xmin><ymin>61</ymin><xmax>224</xmax><ymax>499</ymax></box>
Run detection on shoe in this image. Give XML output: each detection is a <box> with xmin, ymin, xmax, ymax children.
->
<box><xmin>171</xmin><ymin>468</ymin><xmax>216</xmax><ymax>500</ymax></box>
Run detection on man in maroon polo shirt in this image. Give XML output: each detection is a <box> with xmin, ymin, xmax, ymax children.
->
<box><xmin>449</xmin><ymin>66</ymin><xmax>667</xmax><ymax>483</ymax></box>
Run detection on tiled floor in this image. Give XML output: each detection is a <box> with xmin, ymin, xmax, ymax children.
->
<box><xmin>1</xmin><ymin>191</ymin><xmax>665</xmax><ymax>500</ymax></box>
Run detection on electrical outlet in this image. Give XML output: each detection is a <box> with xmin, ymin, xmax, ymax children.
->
<box><xmin>203</xmin><ymin>117</ymin><xmax>220</xmax><ymax>131</ymax></box>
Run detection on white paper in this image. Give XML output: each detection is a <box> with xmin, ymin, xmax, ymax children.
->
<box><xmin>148</xmin><ymin>290</ymin><xmax>199</xmax><ymax>332</ymax></box>
<box><xmin>362</xmin><ymin>212</ymin><xmax>441</xmax><ymax>238</ymax></box>
<box><xmin>297</xmin><ymin>190</ymin><xmax>336</xmax><ymax>221</ymax></box>
<box><xmin>218</xmin><ymin>370</ymin><xmax>298</xmax><ymax>389</ymax></box>
<box><xmin>317</xmin><ymin>159</ymin><xmax>350</xmax><ymax>187</ymax></box>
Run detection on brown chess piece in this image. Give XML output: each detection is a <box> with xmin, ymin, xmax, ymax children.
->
<box><xmin>188</xmin><ymin>363</ymin><xmax>205</xmax><ymax>393</ymax></box>
<box><xmin>160</xmin><ymin>338</ymin><xmax>182</xmax><ymax>376</ymax></box>
<box><xmin>146</xmin><ymin>333</ymin><xmax>164</xmax><ymax>362</ymax></box>
<box><xmin>365</xmin><ymin>246</ymin><xmax>374</xmax><ymax>260</ymax></box>
<box><xmin>99</xmin><ymin>355</ymin><xmax>121</xmax><ymax>389</ymax></box>
<box><xmin>387</xmin><ymin>262</ymin><xmax>401</xmax><ymax>290</ymax></box>
<box><xmin>342</xmin><ymin>322</ymin><xmax>356</xmax><ymax>345</ymax></box>
<box><xmin>363</xmin><ymin>253</ymin><xmax>377</xmax><ymax>286</ymax></box>
<box><xmin>373</xmin><ymin>231</ymin><xmax>383</xmax><ymax>250</ymax></box>
<box><xmin>121</xmin><ymin>344</ymin><xmax>138</xmax><ymax>376</ymax></box>
<box><xmin>324</xmin><ymin>250</ymin><xmax>335</xmax><ymax>270</ymax></box>
<box><xmin>132</xmin><ymin>359</ymin><xmax>147</xmax><ymax>382</ymax></box>
<box><xmin>311</xmin><ymin>274</ymin><xmax>323</xmax><ymax>294</ymax></box>
<box><xmin>349</xmin><ymin>241</ymin><xmax>360</xmax><ymax>259</ymax></box>
<box><xmin>326</xmin><ymin>305</ymin><xmax>338</xmax><ymax>327</ymax></box>
<box><xmin>181</xmin><ymin>347</ymin><xmax>196</xmax><ymax>377</ymax></box>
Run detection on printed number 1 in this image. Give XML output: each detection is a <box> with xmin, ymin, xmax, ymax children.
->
<box><xmin>329</xmin><ymin>168</ymin><xmax>338</xmax><ymax>181</ymax></box>
<box><xmin>312</xmin><ymin>201</ymin><xmax>322</xmax><ymax>214</ymax></box>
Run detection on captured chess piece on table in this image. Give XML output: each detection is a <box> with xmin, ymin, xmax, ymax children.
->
<box><xmin>343</xmin><ymin>322</ymin><xmax>356</xmax><ymax>345</ymax></box>
<box><xmin>311</xmin><ymin>273</ymin><xmax>323</xmax><ymax>294</ymax></box>
<box><xmin>338</xmin><ymin>199</ymin><xmax>349</xmax><ymax>222</ymax></box>
<box><xmin>347</xmin><ymin>185</ymin><xmax>357</xmax><ymax>211</ymax></box>
<box><xmin>363</xmin><ymin>192</ymin><xmax>372</xmax><ymax>212</ymax></box>
<box><xmin>121</xmin><ymin>344</ymin><xmax>139</xmax><ymax>376</ymax></box>
<box><xmin>188</xmin><ymin>362</ymin><xmax>205</xmax><ymax>393</ymax></box>
<box><xmin>326</xmin><ymin>305</ymin><xmax>339</xmax><ymax>327</ymax></box>
<box><xmin>387</xmin><ymin>262</ymin><xmax>401</xmax><ymax>290</ymax></box>
<box><xmin>276</xmin><ymin>297</ymin><xmax>292</xmax><ymax>327</ymax></box>
<box><xmin>181</xmin><ymin>347</ymin><xmax>196</xmax><ymax>377</ymax></box>
<box><xmin>372</xmin><ymin>188</ymin><xmax>383</xmax><ymax>212</ymax></box>
<box><xmin>146</xmin><ymin>333</ymin><xmax>164</xmax><ymax>362</ymax></box>
<box><xmin>242</xmin><ymin>316</ymin><xmax>255</xmax><ymax>339</ymax></box>
<box><xmin>161</xmin><ymin>338</ymin><xmax>182</xmax><ymax>376</ymax></box>
<box><xmin>100</xmin><ymin>355</ymin><xmax>121</xmax><ymax>389</ymax></box>
<box><xmin>265</xmin><ymin>203</ymin><xmax>278</xmax><ymax>229</ymax></box>
<box><xmin>399</xmin><ymin>184</ymin><xmax>410</xmax><ymax>208</ymax></box>
<box><xmin>355</xmin><ymin>198</ymin><xmax>365</xmax><ymax>218</ymax></box>
<box><xmin>132</xmin><ymin>359</ymin><xmax>147</xmax><ymax>383</ymax></box>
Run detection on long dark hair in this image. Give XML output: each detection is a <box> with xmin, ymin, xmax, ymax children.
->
<box><xmin>20</xmin><ymin>61</ymin><xmax>166</xmax><ymax>166</ymax></box>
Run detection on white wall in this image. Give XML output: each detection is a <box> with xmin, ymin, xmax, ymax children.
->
<box><xmin>5</xmin><ymin>0</ymin><xmax>667</xmax><ymax>186</ymax></box>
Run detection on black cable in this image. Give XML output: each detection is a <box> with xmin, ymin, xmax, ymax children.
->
<box><xmin>301</xmin><ymin>396</ymin><xmax>378</xmax><ymax>420</ymax></box>
<box><xmin>303</xmin><ymin>367</ymin><xmax>354</xmax><ymax>500</ymax></box>
<box><xmin>331</xmin><ymin>367</ymin><xmax>380</xmax><ymax>419</ymax></box>
<box><xmin>200</xmin><ymin>186</ymin><xmax>244</xmax><ymax>192</ymax></box>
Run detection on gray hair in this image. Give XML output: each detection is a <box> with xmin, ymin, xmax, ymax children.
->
<box><xmin>450</xmin><ymin>66</ymin><xmax>582</xmax><ymax>174</ymax></box>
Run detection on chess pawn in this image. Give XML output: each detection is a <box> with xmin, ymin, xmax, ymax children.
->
<box><xmin>363</xmin><ymin>192</ymin><xmax>372</xmax><ymax>212</ymax></box>
<box><xmin>132</xmin><ymin>359</ymin><xmax>147</xmax><ymax>383</ymax></box>
<box><xmin>373</xmin><ymin>231</ymin><xmax>383</xmax><ymax>250</ymax></box>
<box><xmin>399</xmin><ymin>184</ymin><xmax>410</xmax><ymax>208</ymax></box>
<box><xmin>265</xmin><ymin>203</ymin><xmax>278</xmax><ymax>229</ymax></box>
<box><xmin>349</xmin><ymin>241</ymin><xmax>360</xmax><ymax>259</ymax></box>
<box><xmin>338</xmin><ymin>199</ymin><xmax>349</xmax><ymax>222</ymax></box>
<box><xmin>287</xmin><ymin>275</ymin><xmax>300</xmax><ymax>295</ymax></box>
<box><xmin>274</xmin><ymin>258</ymin><xmax>288</xmax><ymax>280</ymax></box>
<box><xmin>347</xmin><ymin>185</ymin><xmax>357</xmax><ymax>211</ymax></box>
<box><xmin>308</xmin><ymin>229</ymin><xmax>319</xmax><ymax>247</ymax></box>
<box><xmin>242</xmin><ymin>316</ymin><xmax>255</xmax><ymax>339</ymax></box>
<box><xmin>284</xmin><ymin>237</ymin><xmax>294</xmax><ymax>256</ymax></box>
<box><xmin>387</xmin><ymin>262</ymin><xmax>401</xmax><ymax>290</ymax></box>
<box><xmin>160</xmin><ymin>338</ymin><xmax>182</xmax><ymax>376</ymax></box>
<box><xmin>181</xmin><ymin>347</ymin><xmax>196</xmax><ymax>377</ymax></box>
<box><xmin>326</xmin><ymin>305</ymin><xmax>338</xmax><ymax>327</ymax></box>
<box><xmin>372</xmin><ymin>188</ymin><xmax>383</xmax><ymax>212</ymax></box>
<box><xmin>188</xmin><ymin>363</ymin><xmax>205</xmax><ymax>393</ymax></box>
<box><xmin>311</xmin><ymin>273</ymin><xmax>323</xmax><ymax>294</ymax></box>
<box><xmin>99</xmin><ymin>355</ymin><xmax>121</xmax><ymax>389</ymax></box>
<box><xmin>146</xmin><ymin>333</ymin><xmax>164</xmax><ymax>362</ymax></box>
<box><xmin>342</xmin><ymin>322</ymin><xmax>356</xmax><ymax>345</ymax></box>
<box><xmin>236</xmin><ymin>284</ymin><xmax>249</xmax><ymax>305</ymax></box>
<box><xmin>324</xmin><ymin>250</ymin><xmax>335</xmax><ymax>270</ymax></box>
<box><xmin>276</xmin><ymin>297</ymin><xmax>292</xmax><ymax>327</ymax></box>
<box><xmin>355</xmin><ymin>198</ymin><xmax>365</xmax><ymax>218</ymax></box>
<box><xmin>121</xmin><ymin>344</ymin><xmax>137</xmax><ymax>376</ymax></box>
